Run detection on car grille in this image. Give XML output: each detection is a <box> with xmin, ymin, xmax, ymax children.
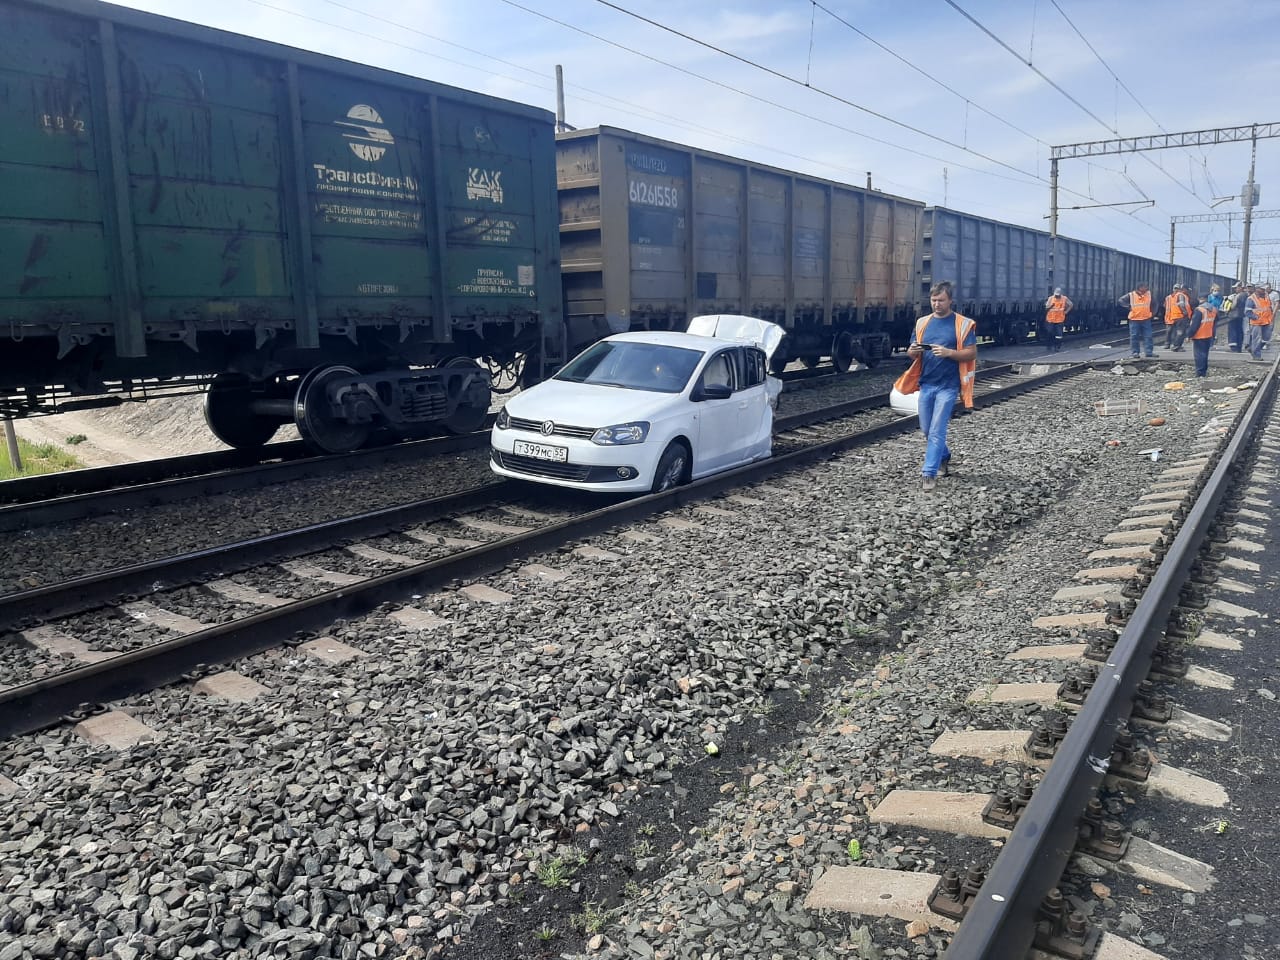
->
<box><xmin>494</xmin><ymin>451</ymin><xmax>592</xmax><ymax>481</ymax></box>
<box><xmin>508</xmin><ymin>416</ymin><xmax>595</xmax><ymax>440</ymax></box>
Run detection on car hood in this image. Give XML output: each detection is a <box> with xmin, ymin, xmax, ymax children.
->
<box><xmin>686</xmin><ymin>314</ymin><xmax>785</xmax><ymax>360</ymax></box>
<box><xmin>504</xmin><ymin>380</ymin><xmax>680</xmax><ymax>427</ymax></box>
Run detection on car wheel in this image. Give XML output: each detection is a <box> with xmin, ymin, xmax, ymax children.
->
<box><xmin>651</xmin><ymin>441</ymin><xmax>690</xmax><ymax>493</ymax></box>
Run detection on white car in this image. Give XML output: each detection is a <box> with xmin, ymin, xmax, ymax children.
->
<box><xmin>491</xmin><ymin>315</ymin><xmax>784</xmax><ymax>493</ymax></box>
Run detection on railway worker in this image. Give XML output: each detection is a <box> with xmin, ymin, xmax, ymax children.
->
<box><xmin>1042</xmin><ymin>287</ymin><xmax>1073</xmax><ymax>353</ymax></box>
<box><xmin>1118</xmin><ymin>283</ymin><xmax>1155</xmax><ymax>358</ymax></box>
<box><xmin>1269</xmin><ymin>285</ymin><xmax>1279</xmax><ymax>348</ymax></box>
<box><xmin>1188</xmin><ymin>299</ymin><xmax>1219</xmax><ymax>377</ymax></box>
<box><xmin>1163</xmin><ymin>283</ymin><xmax>1191</xmax><ymax>351</ymax></box>
<box><xmin>1246</xmin><ymin>285</ymin><xmax>1274</xmax><ymax>361</ymax></box>
<box><xmin>900</xmin><ymin>280</ymin><xmax>977</xmax><ymax>492</ymax></box>
<box><xmin>1225</xmin><ymin>282</ymin><xmax>1248</xmax><ymax>352</ymax></box>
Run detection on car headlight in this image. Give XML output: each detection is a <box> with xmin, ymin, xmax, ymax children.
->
<box><xmin>590</xmin><ymin>421</ymin><xmax>650</xmax><ymax>445</ymax></box>
<box><xmin>495</xmin><ymin>408</ymin><xmax>510</xmax><ymax>429</ymax></box>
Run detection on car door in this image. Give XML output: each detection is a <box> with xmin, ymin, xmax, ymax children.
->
<box><xmin>691</xmin><ymin>350</ymin><xmax>739</xmax><ymax>475</ymax></box>
<box><xmin>730</xmin><ymin>346</ymin><xmax>772</xmax><ymax>462</ymax></box>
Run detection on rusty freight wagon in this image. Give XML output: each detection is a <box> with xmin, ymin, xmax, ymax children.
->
<box><xmin>0</xmin><ymin>0</ymin><xmax>562</xmax><ymax>452</ymax></box>
<box><xmin>556</xmin><ymin>127</ymin><xmax>923</xmax><ymax>372</ymax></box>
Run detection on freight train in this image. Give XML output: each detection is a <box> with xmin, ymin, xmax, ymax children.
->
<box><xmin>0</xmin><ymin>0</ymin><xmax>1234</xmax><ymax>454</ymax></box>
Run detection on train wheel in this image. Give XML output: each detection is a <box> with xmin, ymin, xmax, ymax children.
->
<box><xmin>203</xmin><ymin>373</ymin><xmax>279</xmax><ymax>448</ymax></box>
<box><xmin>440</xmin><ymin>356</ymin><xmax>491</xmax><ymax>434</ymax></box>
<box><xmin>294</xmin><ymin>365</ymin><xmax>371</xmax><ymax>454</ymax></box>
<box><xmin>831</xmin><ymin>332</ymin><xmax>855</xmax><ymax>374</ymax></box>
<box><xmin>800</xmin><ymin>355</ymin><xmax>822</xmax><ymax>369</ymax></box>
<box><xmin>768</xmin><ymin>353</ymin><xmax>789</xmax><ymax>375</ymax></box>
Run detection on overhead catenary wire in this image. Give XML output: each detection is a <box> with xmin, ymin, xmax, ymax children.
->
<box><xmin>810</xmin><ymin>1</ymin><xmax>1046</xmax><ymax>147</ymax></box>
<box><xmin>579</xmin><ymin>0</ymin><xmax>1047</xmax><ymax>182</ymax></box>
<box><xmin>945</xmin><ymin>0</ymin><xmax>1212</xmax><ymax>210</ymax></box>
<box><xmin>939</xmin><ymin>0</ymin><xmax>1117</xmax><ymax>134</ymax></box>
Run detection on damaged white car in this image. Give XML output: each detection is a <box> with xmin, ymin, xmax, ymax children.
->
<box><xmin>491</xmin><ymin>315</ymin><xmax>784</xmax><ymax>493</ymax></box>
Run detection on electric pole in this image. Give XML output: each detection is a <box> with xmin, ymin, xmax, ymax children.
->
<box><xmin>1241</xmin><ymin>127</ymin><xmax>1258</xmax><ymax>282</ymax></box>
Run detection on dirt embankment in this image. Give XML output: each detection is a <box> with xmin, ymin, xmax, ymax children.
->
<box><xmin>13</xmin><ymin>394</ymin><xmax>297</xmax><ymax>467</ymax></box>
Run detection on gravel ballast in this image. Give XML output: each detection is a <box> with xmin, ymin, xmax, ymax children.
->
<box><xmin>0</xmin><ymin>366</ymin><xmax>1249</xmax><ymax>960</ymax></box>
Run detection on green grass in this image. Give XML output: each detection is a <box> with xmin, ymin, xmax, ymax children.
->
<box><xmin>569</xmin><ymin>902</ymin><xmax>610</xmax><ymax>935</ymax></box>
<box><xmin>0</xmin><ymin>438</ymin><xmax>85</xmax><ymax>481</ymax></box>
<box><xmin>533</xmin><ymin>857</ymin><xmax>572</xmax><ymax>889</ymax></box>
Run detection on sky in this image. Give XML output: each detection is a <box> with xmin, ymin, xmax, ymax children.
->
<box><xmin>104</xmin><ymin>0</ymin><xmax>1280</xmax><ymax>281</ymax></box>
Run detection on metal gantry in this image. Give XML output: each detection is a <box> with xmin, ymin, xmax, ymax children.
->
<box><xmin>1048</xmin><ymin>123</ymin><xmax>1280</xmax><ymax>287</ymax></box>
<box><xmin>1170</xmin><ymin>210</ymin><xmax>1280</xmax><ymax>265</ymax></box>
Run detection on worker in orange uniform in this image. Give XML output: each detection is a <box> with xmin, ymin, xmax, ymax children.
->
<box><xmin>1246</xmin><ymin>286</ymin><xmax>1274</xmax><ymax>361</ymax></box>
<box><xmin>1118</xmin><ymin>283</ymin><xmax>1155</xmax><ymax>358</ymax></box>
<box><xmin>1164</xmin><ymin>283</ymin><xmax>1191</xmax><ymax>351</ymax></box>
<box><xmin>1188</xmin><ymin>299</ymin><xmax>1218</xmax><ymax>377</ymax></box>
<box><xmin>1042</xmin><ymin>287</ymin><xmax>1073</xmax><ymax>353</ymax></box>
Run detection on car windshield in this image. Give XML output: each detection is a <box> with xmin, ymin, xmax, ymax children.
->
<box><xmin>554</xmin><ymin>341</ymin><xmax>704</xmax><ymax>393</ymax></box>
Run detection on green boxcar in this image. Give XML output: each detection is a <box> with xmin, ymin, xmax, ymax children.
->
<box><xmin>0</xmin><ymin>0</ymin><xmax>561</xmax><ymax>450</ymax></box>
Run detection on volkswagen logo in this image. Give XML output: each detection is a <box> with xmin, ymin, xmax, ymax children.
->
<box><xmin>540</xmin><ymin>420</ymin><xmax>555</xmax><ymax>436</ymax></box>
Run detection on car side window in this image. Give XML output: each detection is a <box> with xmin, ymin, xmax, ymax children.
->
<box><xmin>740</xmin><ymin>348</ymin><xmax>766</xmax><ymax>388</ymax></box>
<box><xmin>699</xmin><ymin>352</ymin><xmax>734</xmax><ymax>392</ymax></box>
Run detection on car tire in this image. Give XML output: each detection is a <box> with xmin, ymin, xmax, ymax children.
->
<box><xmin>651</xmin><ymin>441</ymin><xmax>690</xmax><ymax>493</ymax></box>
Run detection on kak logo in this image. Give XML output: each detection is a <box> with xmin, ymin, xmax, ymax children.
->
<box><xmin>466</xmin><ymin>168</ymin><xmax>504</xmax><ymax>204</ymax></box>
<box><xmin>336</xmin><ymin>105</ymin><xmax>394</xmax><ymax>162</ymax></box>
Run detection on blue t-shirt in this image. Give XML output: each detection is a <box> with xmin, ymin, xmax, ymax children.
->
<box><xmin>918</xmin><ymin>313</ymin><xmax>976</xmax><ymax>389</ymax></box>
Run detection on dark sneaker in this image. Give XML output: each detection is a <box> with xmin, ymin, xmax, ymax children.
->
<box><xmin>940</xmin><ymin>458</ymin><xmax>951</xmax><ymax>478</ymax></box>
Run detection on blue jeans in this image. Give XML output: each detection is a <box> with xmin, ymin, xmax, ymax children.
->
<box><xmin>918</xmin><ymin>382</ymin><xmax>958</xmax><ymax>478</ymax></box>
<box><xmin>1128</xmin><ymin>320</ymin><xmax>1154</xmax><ymax>356</ymax></box>
<box><xmin>1227</xmin><ymin>317</ymin><xmax>1244</xmax><ymax>350</ymax></box>
<box><xmin>1192</xmin><ymin>337</ymin><xmax>1210</xmax><ymax>376</ymax></box>
<box><xmin>1247</xmin><ymin>324</ymin><xmax>1272</xmax><ymax>358</ymax></box>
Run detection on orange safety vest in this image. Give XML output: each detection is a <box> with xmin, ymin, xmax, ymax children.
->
<box><xmin>893</xmin><ymin>313</ymin><xmax>977</xmax><ymax>408</ymax></box>
<box><xmin>1045</xmin><ymin>296</ymin><xmax>1068</xmax><ymax>324</ymax></box>
<box><xmin>1164</xmin><ymin>293</ymin><xmax>1188</xmax><ymax>324</ymax></box>
<box><xmin>1250</xmin><ymin>294</ymin><xmax>1274</xmax><ymax>326</ymax></box>
<box><xmin>1190</xmin><ymin>304</ymin><xmax>1217</xmax><ymax>340</ymax></box>
<box><xmin>1128</xmin><ymin>291</ymin><xmax>1152</xmax><ymax>321</ymax></box>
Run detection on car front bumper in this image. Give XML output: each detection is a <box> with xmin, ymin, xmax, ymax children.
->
<box><xmin>489</xmin><ymin>430</ymin><xmax>662</xmax><ymax>492</ymax></box>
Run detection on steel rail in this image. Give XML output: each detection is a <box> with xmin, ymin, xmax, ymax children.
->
<box><xmin>0</xmin><ymin>365</ymin><xmax>1027</xmax><ymax>628</ymax></box>
<box><xmin>0</xmin><ymin>440</ymin><xmax>308</xmax><ymax>504</ymax></box>
<box><xmin>0</xmin><ymin>361</ymin><xmax>1087</xmax><ymax>740</ymax></box>
<box><xmin>0</xmin><ymin>428</ymin><xmax>493</xmax><ymax>533</ymax></box>
<box><xmin>0</xmin><ymin>482</ymin><xmax>512</xmax><ymax>628</ymax></box>
<box><xmin>943</xmin><ymin>362</ymin><xmax>1277</xmax><ymax>959</ymax></box>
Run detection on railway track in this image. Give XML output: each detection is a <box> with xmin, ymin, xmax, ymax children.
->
<box><xmin>936</xmin><ymin>363</ymin><xmax>1276</xmax><ymax>959</ymax></box>
<box><xmin>0</xmin><ymin>360</ymin><xmax>1077</xmax><ymax>739</ymax></box>
<box><xmin>0</xmin><ymin>368</ymin><xmax>881</xmax><ymax>530</ymax></box>
<box><xmin>0</xmin><ymin>327</ymin><xmax>1118</xmax><ymax>524</ymax></box>
<box><xmin>4</xmin><ymin>355</ymin><xmax>1265</xmax><ymax>960</ymax></box>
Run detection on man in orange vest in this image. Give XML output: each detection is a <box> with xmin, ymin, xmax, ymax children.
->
<box><xmin>1187</xmin><ymin>299</ymin><xmax>1218</xmax><ymax>377</ymax></box>
<box><xmin>1245</xmin><ymin>285</ymin><xmax>1274</xmax><ymax>361</ymax></box>
<box><xmin>1164</xmin><ymin>283</ymin><xmax>1190</xmax><ymax>351</ymax></box>
<box><xmin>1118</xmin><ymin>283</ymin><xmax>1155</xmax><ymax>358</ymax></box>
<box><xmin>1042</xmin><ymin>287</ymin><xmax>1073</xmax><ymax>353</ymax></box>
<box><xmin>905</xmin><ymin>280</ymin><xmax>977</xmax><ymax>492</ymax></box>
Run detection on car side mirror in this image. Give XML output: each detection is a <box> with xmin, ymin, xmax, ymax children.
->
<box><xmin>694</xmin><ymin>383</ymin><xmax>733</xmax><ymax>401</ymax></box>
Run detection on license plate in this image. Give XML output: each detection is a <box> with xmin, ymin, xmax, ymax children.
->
<box><xmin>513</xmin><ymin>439</ymin><xmax>568</xmax><ymax>462</ymax></box>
